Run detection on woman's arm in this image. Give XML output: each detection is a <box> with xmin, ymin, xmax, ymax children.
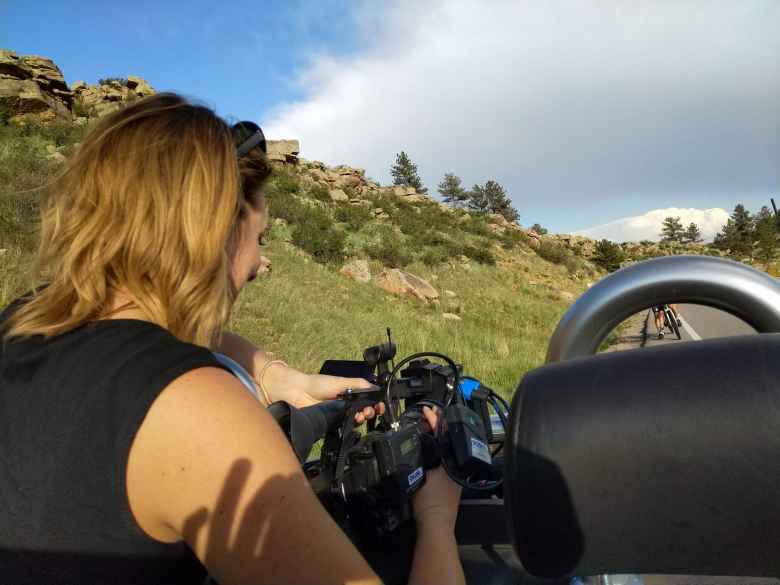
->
<box><xmin>127</xmin><ymin>368</ymin><xmax>464</xmax><ymax>585</ymax></box>
<box><xmin>127</xmin><ymin>367</ymin><xmax>382</xmax><ymax>585</ymax></box>
<box><xmin>218</xmin><ymin>331</ymin><xmax>380</xmax><ymax>421</ymax></box>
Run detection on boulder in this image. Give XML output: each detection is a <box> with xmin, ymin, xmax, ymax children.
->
<box><xmin>329</xmin><ymin>188</ymin><xmax>348</xmax><ymax>202</ymax></box>
<box><xmin>0</xmin><ymin>50</ymin><xmax>72</xmax><ymax>123</ymax></box>
<box><xmin>487</xmin><ymin>213</ymin><xmax>509</xmax><ymax>225</ymax></box>
<box><xmin>375</xmin><ymin>269</ymin><xmax>439</xmax><ymax>302</ymax></box>
<box><xmin>340</xmin><ymin>259</ymin><xmax>371</xmax><ymax>284</ymax></box>
<box><xmin>336</xmin><ymin>174</ymin><xmax>362</xmax><ymax>189</ymax></box>
<box><xmin>256</xmin><ymin>255</ymin><xmax>272</xmax><ymax>275</ymax></box>
<box><xmin>526</xmin><ymin>230</ymin><xmax>541</xmax><ymax>250</ymax></box>
<box><xmin>266</xmin><ymin>139</ymin><xmax>299</xmax><ymax>164</ymax></box>
<box><xmin>46</xmin><ymin>151</ymin><xmax>66</xmax><ymax>163</ymax></box>
<box><xmin>126</xmin><ymin>75</ymin><xmax>154</xmax><ymax>96</ymax></box>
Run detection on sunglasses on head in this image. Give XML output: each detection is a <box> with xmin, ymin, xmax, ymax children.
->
<box><xmin>233</xmin><ymin>121</ymin><xmax>267</xmax><ymax>158</ymax></box>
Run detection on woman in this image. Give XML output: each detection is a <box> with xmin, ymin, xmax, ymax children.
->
<box><xmin>0</xmin><ymin>93</ymin><xmax>464</xmax><ymax>584</ymax></box>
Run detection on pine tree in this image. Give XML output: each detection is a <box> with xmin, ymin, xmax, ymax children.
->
<box><xmin>714</xmin><ymin>204</ymin><xmax>753</xmax><ymax>258</ymax></box>
<box><xmin>437</xmin><ymin>173</ymin><xmax>467</xmax><ymax>207</ymax></box>
<box><xmin>754</xmin><ymin>206</ymin><xmax>776</xmax><ymax>268</ymax></box>
<box><xmin>531</xmin><ymin>223</ymin><xmax>548</xmax><ymax>235</ymax></box>
<box><xmin>660</xmin><ymin>216</ymin><xmax>684</xmax><ymax>243</ymax></box>
<box><xmin>466</xmin><ymin>184</ymin><xmax>490</xmax><ymax>214</ymax></box>
<box><xmin>390</xmin><ymin>151</ymin><xmax>427</xmax><ymax>193</ymax></box>
<box><xmin>465</xmin><ymin>180</ymin><xmax>518</xmax><ymax>222</ymax></box>
<box><xmin>484</xmin><ymin>180</ymin><xmax>518</xmax><ymax>222</ymax></box>
<box><xmin>682</xmin><ymin>222</ymin><xmax>702</xmax><ymax>244</ymax></box>
<box><xmin>592</xmin><ymin>239</ymin><xmax>625</xmax><ymax>272</ymax></box>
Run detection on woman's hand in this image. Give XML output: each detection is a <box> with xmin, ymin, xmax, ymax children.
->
<box><xmin>408</xmin><ymin>405</ymin><xmax>466</xmax><ymax>585</ymax></box>
<box><xmin>412</xmin><ymin>406</ymin><xmax>462</xmax><ymax>529</ymax></box>
<box><xmin>263</xmin><ymin>363</ymin><xmax>385</xmax><ymax>424</ymax></box>
<box><xmin>217</xmin><ymin>332</ymin><xmax>383</xmax><ymax>423</ymax></box>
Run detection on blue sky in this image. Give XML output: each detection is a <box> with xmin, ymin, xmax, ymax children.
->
<box><xmin>1</xmin><ymin>0</ymin><xmax>359</xmax><ymax>121</ymax></box>
<box><xmin>2</xmin><ymin>1</ymin><xmax>778</xmax><ymax>238</ymax></box>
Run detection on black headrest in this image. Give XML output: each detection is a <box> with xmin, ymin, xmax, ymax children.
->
<box><xmin>504</xmin><ymin>334</ymin><xmax>780</xmax><ymax>578</ymax></box>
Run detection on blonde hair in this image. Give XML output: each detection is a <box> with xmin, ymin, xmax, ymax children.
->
<box><xmin>2</xmin><ymin>93</ymin><xmax>242</xmax><ymax>349</ymax></box>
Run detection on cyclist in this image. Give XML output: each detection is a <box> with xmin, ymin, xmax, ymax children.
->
<box><xmin>652</xmin><ymin>304</ymin><xmax>682</xmax><ymax>339</ymax></box>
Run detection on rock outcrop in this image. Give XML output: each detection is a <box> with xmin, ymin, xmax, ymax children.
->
<box><xmin>266</xmin><ymin>139</ymin><xmax>300</xmax><ymax>164</ymax></box>
<box><xmin>0</xmin><ymin>50</ymin><xmax>72</xmax><ymax>123</ymax></box>
<box><xmin>0</xmin><ymin>49</ymin><xmax>156</xmax><ymax>124</ymax></box>
<box><xmin>71</xmin><ymin>75</ymin><xmax>156</xmax><ymax>119</ymax></box>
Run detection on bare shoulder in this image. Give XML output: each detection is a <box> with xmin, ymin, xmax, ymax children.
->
<box><xmin>126</xmin><ymin>366</ymin><xmax>298</xmax><ymax>541</ymax></box>
<box><xmin>126</xmin><ymin>367</ymin><xmax>379</xmax><ymax>585</ymax></box>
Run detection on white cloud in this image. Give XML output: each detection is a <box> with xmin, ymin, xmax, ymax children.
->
<box><xmin>263</xmin><ymin>1</ymin><xmax>779</xmax><ymax>232</ymax></box>
<box><xmin>573</xmin><ymin>207</ymin><xmax>730</xmax><ymax>242</ymax></box>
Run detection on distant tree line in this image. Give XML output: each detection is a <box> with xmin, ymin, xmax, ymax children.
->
<box><xmin>659</xmin><ymin>217</ymin><xmax>703</xmax><ymax>244</ymax></box>
<box><xmin>389</xmin><ymin>152</ymin><xmax>520</xmax><ymax>223</ymax></box>
<box><xmin>660</xmin><ymin>204</ymin><xmax>778</xmax><ymax>267</ymax></box>
<box><xmin>712</xmin><ymin>204</ymin><xmax>777</xmax><ymax>266</ymax></box>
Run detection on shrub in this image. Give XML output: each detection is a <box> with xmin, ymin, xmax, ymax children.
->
<box><xmin>418</xmin><ymin>230</ymin><xmax>450</xmax><ymax>247</ymax></box>
<box><xmin>420</xmin><ymin>246</ymin><xmax>451</xmax><ymax>266</ymax></box>
<box><xmin>462</xmin><ymin>243</ymin><xmax>496</xmax><ymax>266</ymax></box>
<box><xmin>535</xmin><ymin>240</ymin><xmax>568</xmax><ymax>264</ymax></box>
<box><xmin>98</xmin><ymin>77</ymin><xmax>128</xmax><ymax>86</ymax></box>
<box><xmin>0</xmin><ymin>121</ymin><xmax>88</xmax><ymax>250</ymax></box>
<box><xmin>534</xmin><ymin>240</ymin><xmax>585</xmax><ymax>274</ymax></box>
<box><xmin>459</xmin><ymin>215</ymin><xmax>491</xmax><ymax>237</ymax></box>
<box><xmin>307</xmin><ymin>183</ymin><xmax>331</xmax><ymax>203</ymax></box>
<box><xmin>365</xmin><ymin>229</ymin><xmax>413</xmax><ymax>268</ymax></box>
<box><xmin>592</xmin><ymin>239</ymin><xmax>626</xmax><ymax>272</ymax></box>
<box><xmin>334</xmin><ymin>203</ymin><xmax>372</xmax><ymax>232</ymax></box>
<box><xmin>563</xmin><ymin>255</ymin><xmax>584</xmax><ymax>275</ymax></box>
<box><xmin>498</xmin><ymin>229</ymin><xmax>528</xmax><ymax>250</ymax></box>
<box><xmin>0</xmin><ymin>103</ymin><xmax>10</xmax><ymax>126</ymax></box>
<box><xmin>268</xmin><ymin>167</ymin><xmax>301</xmax><ymax>197</ymax></box>
<box><xmin>72</xmin><ymin>98</ymin><xmax>90</xmax><ymax>118</ymax></box>
<box><xmin>290</xmin><ymin>205</ymin><xmax>346</xmax><ymax>264</ymax></box>
<box><xmin>266</xmin><ymin>192</ymin><xmax>309</xmax><ymax>225</ymax></box>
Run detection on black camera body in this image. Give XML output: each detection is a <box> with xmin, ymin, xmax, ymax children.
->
<box><xmin>336</xmin><ymin>410</ymin><xmax>429</xmax><ymax>536</ymax></box>
<box><xmin>269</xmin><ymin>342</ymin><xmax>508</xmax><ymax>545</ymax></box>
<box><xmin>276</xmin><ymin>337</ymin><xmax>505</xmax><ymax>543</ymax></box>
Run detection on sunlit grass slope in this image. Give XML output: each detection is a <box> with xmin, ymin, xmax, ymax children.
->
<box><xmin>230</xmin><ymin>240</ymin><xmax>581</xmax><ymax>399</ymax></box>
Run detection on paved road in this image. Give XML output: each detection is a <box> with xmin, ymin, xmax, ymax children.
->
<box><xmin>642</xmin><ymin>303</ymin><xmax>755</xmax><ymax>347</ymax></box>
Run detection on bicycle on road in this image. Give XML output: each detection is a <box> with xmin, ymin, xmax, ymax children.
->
<box><xmin>651</xmin><ymin>304</ymin><xmax>682</xmax><ymax>340</ymax></box>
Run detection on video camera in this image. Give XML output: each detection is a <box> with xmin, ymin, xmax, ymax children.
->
<box><xmin>267</xmin><ymin>331</ymin><xmax>509</xmax><ymax>542</ymax></box>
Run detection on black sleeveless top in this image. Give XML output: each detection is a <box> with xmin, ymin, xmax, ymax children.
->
<box><xmin>0</xmin><ymin>302</ymin><xmax>228</xmax><ymax>584</ymax></box>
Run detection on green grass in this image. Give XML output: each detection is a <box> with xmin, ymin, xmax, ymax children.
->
<box><xmin>229</xmin><ymin>240</ymin><xmax>574</xmax><ymax>399</ymax></box>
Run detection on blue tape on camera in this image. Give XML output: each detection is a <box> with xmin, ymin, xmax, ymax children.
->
<box><xmin>459</xmin><ymin>377</ymin><xmax>481</xmax><ymax>400</ymax></box>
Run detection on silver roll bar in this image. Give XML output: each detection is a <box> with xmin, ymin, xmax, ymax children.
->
<box><xmin>546</xmin><ymin>255</ymin><xmax>780</xmax><ymax>363</ymax></box>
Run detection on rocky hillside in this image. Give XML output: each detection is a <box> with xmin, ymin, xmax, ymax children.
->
<box><xmin>0</xmin><ymin>48</ymin><xmax>733</xmax><ymax>305</ymax></box>
<box><xmin>5</xmin><ymin>49</ymin><xmax>758</xmax><ymax>386</ymax></box>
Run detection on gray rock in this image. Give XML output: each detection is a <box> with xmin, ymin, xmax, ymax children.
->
<box><xmin>340</xmin><ymin>259</ymin><xmax>371</xmax><ymax>284</ymax></box>
<box><xmin>375</xmin><ymin>269</ymin><xmax>439</xmax><ymax>302</ymax></box>
<box><xmin>329</xmin><ymin>188</ymin><xmax>349</xmax><ymax>202</ymax></box>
